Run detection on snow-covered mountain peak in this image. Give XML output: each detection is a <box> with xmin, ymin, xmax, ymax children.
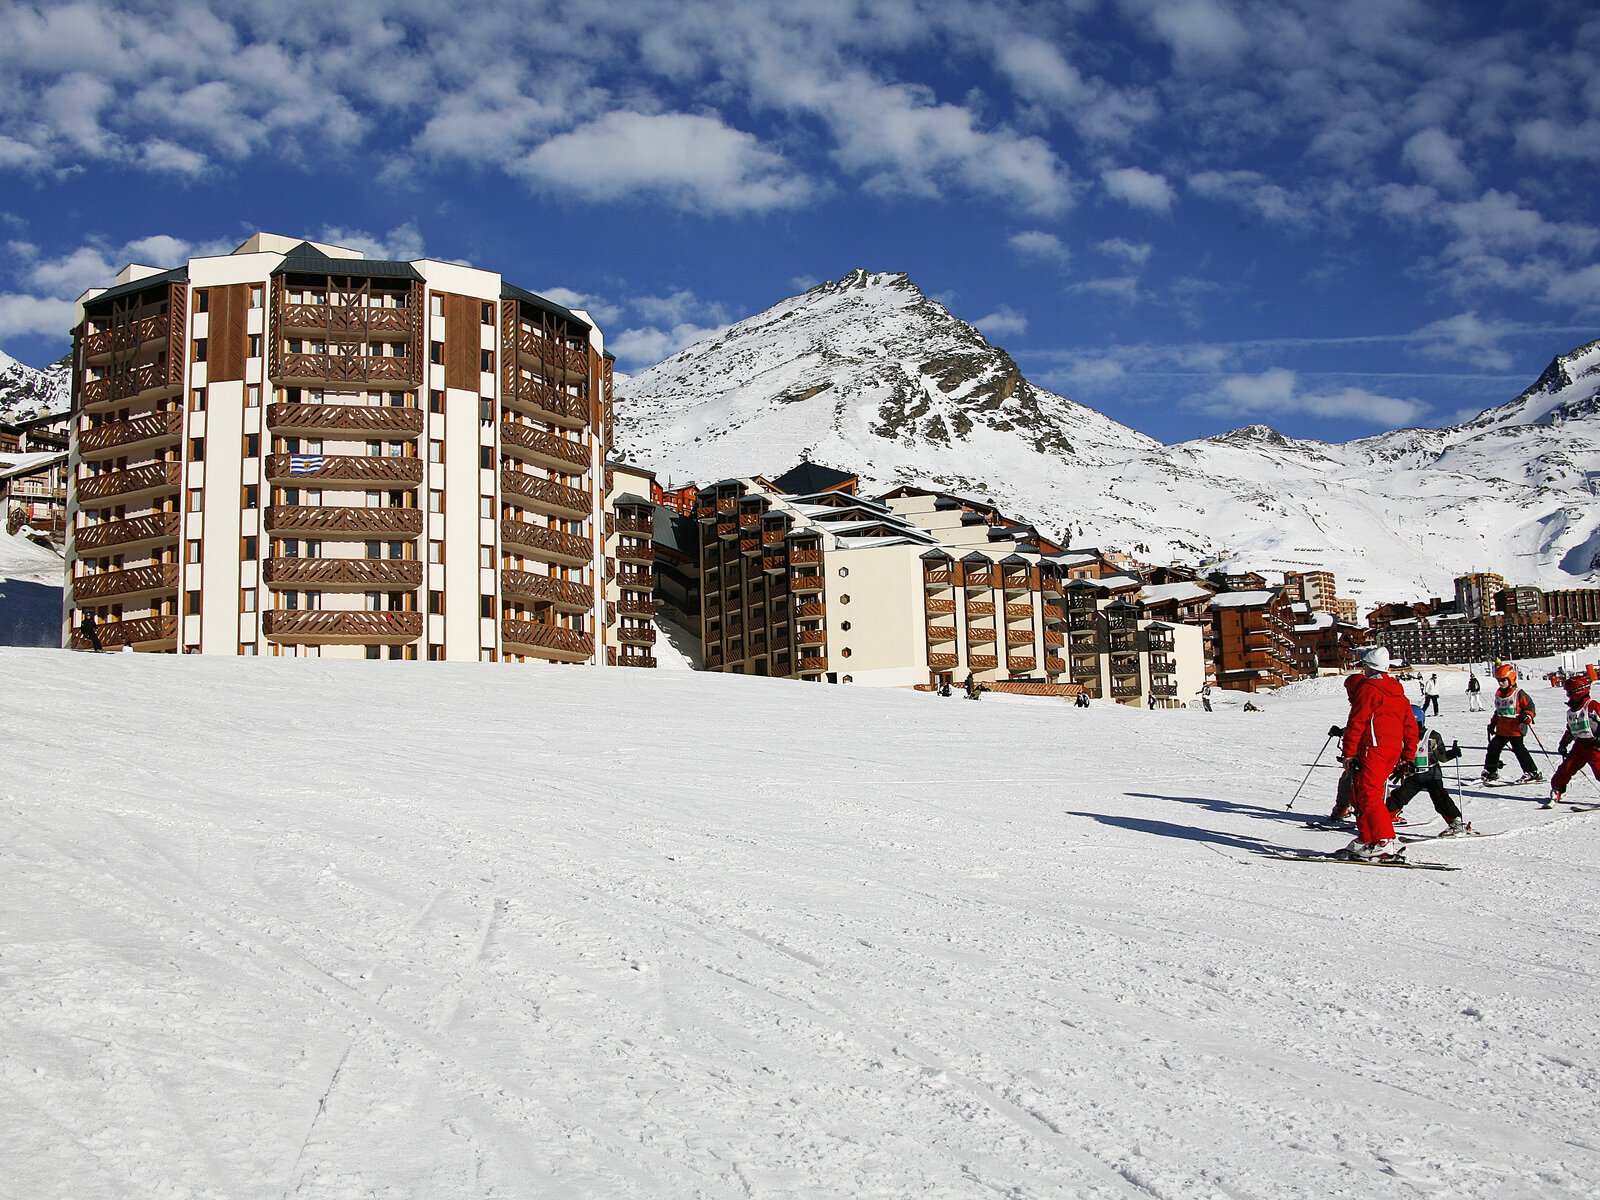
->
<box><xmin>1462</xmin><ymin>337</ymin><xmax>1600</xmax><ymax>432</ymax></box>
<box><xmin>0</xmin><ymin>350</ymin><xmax>70</xmax><ymax>423</ymax></box>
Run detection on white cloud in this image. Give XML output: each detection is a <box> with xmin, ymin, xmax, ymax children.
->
<box><xmin>611</xmin><ymin>321</ymin><xmax>729</xmax><ymax>368</ymax></box>
<box><xmin>1411</xmin><ymin>311</ymin><xmax>1515</xmax><ymax>371</ymax></box>
<box><xmin>318</xmin><ymin>223</ymin><xmax>426</xmax><ymax>262</ymax></box>
<box><xmin>1102</xmin><ymin>166</ymin><xmax>1175</xmax><ymax>213</ymax></box>
<box><xmin>1515</xmin><ymin>118</ymin><xmax>1600</xmax><ymax>163</ymax></box>
<box><xmin>1202</xmin><ymin>368</ymin><xmax>1428</xmax><ymax>426</ymax></box>
<box><xmin>517</xmin><ymin>111</ymin><xmax>811</xmax><ymax>214</ymax></box>
<box><xmin>1007</xmin><ymin>230</ymin><xmax>1071</xmax><ymax>267</ymax></box>
<box><xmin>1402</xmin><ymin>128</ymin><xmax>1473</xmax><ymax>192</ymax></box>
<box><xmin>629</xmin><ymin>289</ymin><xmax>726</xmax><ymax>328</ymax></box>
<box><xmin>790</xmin><ymin>275</ymin><xmax>820</xmax><ymax>292</ymax></box>
<box><xmin>536</xmin><ymin>286</ymin><xmax>622</xmax><ymax>327</ymax></box>
<box><xmin>973</xmin><ymin>306</ymin><xmax>1027</xmax><ymax>338</ymax></box>
<box><xmin>1188</xmin><ymin>170</ymin><xmax>1315</xmax><ymax>224</ymax></box>
<box><xmin>1068</xmin><ymin>276</ymin><xmax>1142</xmax><ymax>304</ymax></box>
<box><xmin>1097</xmin><ymin>238</ymin><xmax>1152</xmax><ymax>265</ymax></box>
<box><xmin>0</xmin><ymin>293</ymin><xmax>79</xmax><ymax>340</ymax></box>
<box><xmin>1120</xmin><ymin>0</ymin><xmax>1251</xmax><ymax>66</ymax></box>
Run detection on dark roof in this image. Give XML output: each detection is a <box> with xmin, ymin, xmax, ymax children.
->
<box><xmin>610</xmin><ymin>492</ymin><xmax>655</xmax><ymax>509</ymax></box>
<box><xmin>270</xmin><ymin>242</ymin><xmax>422</xmax><ymax>281</ymax></box>
<box><xmin>770</xmin><ymin>461</ymin><xmax>857</xmax><ymax>496</ymax></box>
<box><xmin>500</xmin><ymin>282</ymin><xmax>592</xmax><ymax>330</ymax></box>
<box><xmin>85</xmin><ymin>266</ymin><xmax>189</xmax><ymax>308</ymax></box>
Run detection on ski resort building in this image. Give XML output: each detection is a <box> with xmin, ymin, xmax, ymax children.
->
<box><xmin>1207</xmin><ymin>589</ymin><xmax>1302</xmax><ymax>692</ymax></box>
<box><xmin>63</xmin><ymin>232</ymin><xmax>655</xmax><ymax>665</ymax></box>
<box><xmin>692</xmin><ymin>472</ymin><xmax>1204</xmax><ymax>704</ymax></box>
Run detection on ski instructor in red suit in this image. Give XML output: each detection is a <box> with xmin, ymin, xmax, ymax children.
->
<box><xmin>1340</xmin><ymin>646</ymin><xmax>1419</xmax><ymax>859</ymax></box>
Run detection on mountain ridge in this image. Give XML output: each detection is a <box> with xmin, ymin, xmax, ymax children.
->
<box><xmin>615</xmin><ymin>270</ymin><xmax>1600</xmax><ymax>606</ymax></box>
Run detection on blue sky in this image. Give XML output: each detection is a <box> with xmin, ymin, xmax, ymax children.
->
<box><xmin>1</xmin><ymin>0</ymin><xmax>1597</xmax><ymax>444</ymax></box>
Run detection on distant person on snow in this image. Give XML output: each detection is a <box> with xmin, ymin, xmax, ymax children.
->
<box><xmin>1387</xmin><ymin>705</ymin><xmax>1469</xmax><ymax>833</ymax></box>
<box><xmin>964</xmin><ymin>672</ymin><xmax>983</xmax><ymax>700</ymax></box>
<box><xmin>1338</xmin><ymin>646</ymin><xmax>1418</xmax><ymax>860</ymax></box>
<box><xmin>1482</xmin><ymin>665</ymin><xmax>1542</xmax><ymax>784</ymax></box>
<box><xmin>79</xmin><ymin>612</ymin><xmax>103</xmax><ymax>653</ymax></box>
<box><xmin>1466</xmin><ymin>671</ymin><xmax>1483</xmax><ymax>711</ymax></box>
<box><xmin>1548</xmin><ymin>675</ymin><xmax>1600</xmax><ymax>808</ymax></box>
<box><xmin>1200</xmin><ymin>682</ymin><xmax>1213</xmax><ymax>712</ymax></box>
<box><xmin>1421</xmin><ymin>673</ymin><xmax>1440</xmax><ymax>717</ymax></box>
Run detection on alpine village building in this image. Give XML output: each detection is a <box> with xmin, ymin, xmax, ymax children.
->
<box><xmin>63</xmin><ymin>233</ymin><xmax>656</xmax><ymax>666</ymax></box>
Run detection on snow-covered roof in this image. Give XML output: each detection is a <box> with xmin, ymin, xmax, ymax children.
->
<box><xmin>1041</xmin><ymin>552</ymin><xmax>1099</xmax><ymax>567</ymax></box>
<box><xmin>1295</xmin><ymin>611</ymin><xmax>1336</xmax><ymax>632</ymax></box>
<box><xmin>1140</xmin><ymin>581</ymin><xmax>1213</xmax><ymax>605</ymax></box>
<box><xmin>1097</xmin><ymin>573</ymin><xmax>1142</xmax><ymax>591</ymax></box>
<box><xmin>1209</xmin><ymin>589</ymin><xmax>1279</xmax><ymax>609</ymax></box>
<box><xmin>0</xmin><ymin>451</ymin><xmax>65</xmax><ymax>479</ymax></box>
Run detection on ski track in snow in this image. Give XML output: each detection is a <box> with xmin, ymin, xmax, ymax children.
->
<box><xmin>2</xmin><ymin>650</ymin><xmax>1599</xmax><ymax>1198</ymax></box>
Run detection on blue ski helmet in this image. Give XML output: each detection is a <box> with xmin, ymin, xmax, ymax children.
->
<box><xmin>1412</xmin><ymin>704</ymin><xmax>1427</xmax><ymax>728</ymax></box>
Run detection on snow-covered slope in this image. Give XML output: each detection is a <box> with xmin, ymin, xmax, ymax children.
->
<box><xmin>0</xmin><ymin>349</ymin><xmax>70</xmax><ymax>423</ymax></box>
<box><xmin>615</xmin><ymin>273</ymin><xmax>1600</xmax><ymax>606</ymax></box>
<box><xmin>3</xmin><ymin>648</ymin><xmax>1599</xmax><ymax>1197</ymax></box>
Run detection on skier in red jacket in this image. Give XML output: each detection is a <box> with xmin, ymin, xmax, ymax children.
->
<box><xmin>1548</xmin><ymin>675</ymin><xmax>1600</xmax><ymax>808</ymax></box>
<box><xmin>1339</xmin><ymin>646</ymin><xmax>1419</xmax><ymax>859</ymax></box>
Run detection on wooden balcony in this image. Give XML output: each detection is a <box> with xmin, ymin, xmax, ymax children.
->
<box><xmin>616</xmin><ymin>653</ymin><xmax>656</xmax><ymax>669</ymax></box>
<box><xmin>272</xmin><ymin>352</ymin><xmax>420</xmax><ymax>388</ymax></box>
<box><xmin>797</xmin><ymin>629</ymin><xmax>827</xmax><ymax>646</ymax></box>
<box><xmin>265</xmin><ymin>505</ymin><xmax>423</xmax><ymax>541</ymax></box>
<box><xmin>1042</xmin><ymin>630</ymin><xmax>1066</xmax><ymax>647</ymax></box>
<box><xmin>504</xmin><ymin>376</ymin><xmax>588</xmax><ymax>429</ymax></box>
<box><xmin>502</xmin><ymin>569</ymin><xmax>593</xmax><ymax>613</ymax></box>
<box><xmin>967</xmin><ymin>629</ymin><xmax>996</xmax><ymax>644</ymax></box>
<box><xmin>790</xmin><ymin>547</ymin><xmax>821</xmax><ymax>565</ymax></box>
<box><xmin>716</xmin><ymin>497</ymin><xmax>735</xmax><ymax>512</ymax></box>
<box><xmin>264</xmin><ymin>454</ymin><xmax>423</xmax><ymax>489</ymax></box>
<box><xmin>1067</xmin><ymin>610</ymin><xmax>1098</xmax><ymax>630</ymax></box>
<box><xmin>795</xmin><ymin>601</ymin><xmax>826</xmax><ymax>618</ymax></box>
<box><xmin>267</xmin><ymin>403</ymin><xmax>424</xmax><ymax>439</ymax></box>
<box><xmin>1005</xmin><ymin>630</ymin><xmax>1034</xmax><ymax>645</ymax></box>
<box><xmin>761</xmin><ymin>528</ymin><xmax>785</xmax><ymax>545</ymax></box>
<box><xmin>77</xmin><ymin>412</ymin><xmax>182</xmax><ymax>459</ymax></box>
<box><xmin>739</xmin><ymin>512</ymin><xmax>760</xmax><ymax>529</ymax></box>
<box><xmin>962</xmin><ymin>571</ymin><xmax>993</xmax><ymax>588</ymax></box>
<box><xmin>928</xmin><ymin>652</ymin><xmax>959</xmax><ymax>669</ymax></box>
<box><xmin>617</xmin><ymin>542</ymin><xmax>655</xmax><ymax>565</ymax></box>
<box><xmin>966</xmin><ymin>601</ymin><xmax>995</xmax><ymax>616</ymax></box>
<box><xmin>618</xmin><ymin>624</ymin><xmax>657</xmax><ymax>645</ymax></box>
<box><xmin>800</xmin><ymin>655</ymin><xmax>827</xmax><ymax>672</ymax></box>
<box><xmin>499</xmin><ymin>422</ymin><xmax>590</xmax><ymax>474</ymax></box>
<box><xmin>80</xmin><ymin>313</ymin><xmax>170</xmax><ymax>359</ymax></box>
<box><xmin>73</xmin><ymin>563</ymin><xmax>179</xmax><ymax>603</ymax></box>
<box><xmin>716</xmin><ymin>521</ymin><xmax>737</xmax><ymax>538</ymax></box>
<box><xmin>514</xmin><ymin>328</ymin><xmax>589</xmax><ymax>375</ymax></box>
<box><xmin>71</xmin><ymin>614</ymin><xmax>176</xmax><ymax>651</ymax></box>
<box><xmin>500</xmin><ymin>469</ymin><xmax>590</xmax><ymax>520</ymax></box>
<box><xmin>1110</xmin><ymin>655</ymin><xmax>1141</xmax><ymax>677</ymax></box>
<box><xmin>615</xmin><ymin>596</ymin><xmax>657</xmax><ymax>616</ymax></box>
<box><xmin>763</xmin><ymin>555</ymin><xmax>786</xmax><ymax>573</ymax></box>
<box><xmin>613</xmin><ymin>514</ymin><xmax>654</xmax><ymax>536</ymax></box>
<box><xmin>1070</xmin><ymin>658</ymin><xmax>1099</xmax><ymax>679</ymax></box>
<box><xmin>616</xmin><ymin>568</ymin><xmax>654</xmax><ymax>591</ymax></box>
<box><xmin>277</xmin><ymin>302</ymin><xmax>414</xmax><ymax>334</ymax></box>
<box><xmin>1008</xmin><ymin>656</ymin><xmax>1036</xmax><ymax>672</ymax></box>
<box><xmin>790</xmin><ymin>574</ymin><xmax>823</xmax><ymax>593</ymax></box>
<box><xmin>502</xmin><ymin>617</ymin><xmax>593</xmax><ymax>662</ymax></box>
<box><xmin>263</xmin><ymin>557</ymin><xmax>422</xmax><ymax>592</ymax></box>
<box><xmin>1044</xmin><ymin>656</ymin><xmax>1065</xmax><ymax>672</ymax></box>
<box><xmin>1000</xmin><ymin>573</ymin><xmax>1030</xmax><ymax>591</ymax></box>
<box><xmin>1149</xmin><ymin>654</ymin><xmax>1175</xmax><ymax>673</ymax></box>
<box><xmin>74</xmin><ymin>513</ymin><xmax>180</xmax><ymax>554</ymax></box>
<box><xmin>1005</xmin><ymin>603</ymin><xmax>1033</xmax><ymax>618</ymax></box>
<box><xmin>1148</xmin><ymin>636</ymin><xmax>1175</xmax><ymax>653</ymax></box>
<box><xmin>75</xmin><ymin>463</ymin><xmax>182</xmax><ymax>509</ymax></box>
<box><xmin>81</xmin><ymin>361</ymin><xmax>179</xmax><ymax>409</ymax></box>
<box><xmin>1152</xmin><ymin>682</ymin><xmax>1178</xmax><ymax>697</ymax></box>
<box><xmin>923</xmin><ymin>569</ymin><xmax>952</xmax><ymax>587</ymax></box>
<box><xmin>927</xmin><ymin>624</ymin><xmax>957</xmax><ymax>641</ymax></box>
<box><xmin>501</xmin><ymin>518</ymin><xmax>591</xmax><ymax>566</ymax></box>
<box><xmin>705</xmin><ymin>649</ymin><xmax>724</xmax><ymax>668</ymax></box>
<box><xmin>264</xmin><ymin>609</ymin><xmax>422</xmax><ymax>645</ymax></box>
<box><xmin>967</xmin><ymin>654</ymin><xmax>998</xmax><ymax>670</ymax></box>
<box><xmin>1111</xmin><ymin>682</ymin><xmax>1141</xmax><ymax>699</ymax></box>
<box><xmin>925</xmin><ymin>597</ymin><xmax>955</xmax><ymax>614</ymax></box>
<box><xmin>740</xmin><ymin>537</ymin><xmax>761</xmax><ymax>554</ymax></box>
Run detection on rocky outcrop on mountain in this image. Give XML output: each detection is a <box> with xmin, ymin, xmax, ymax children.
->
<box><xmin>0</xmin><ymin>352</ymin><xmax>71</xmax><ymax>424</ymax></box>
<box><xmin>613</xmin><ymin>271</ymin><xmax>1600</xmax><ymax>606</ymax></box>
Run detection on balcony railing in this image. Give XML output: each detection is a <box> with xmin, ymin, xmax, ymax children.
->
<box><xmin>1152</xmin><ymin>682</ymin><xmax>1178</xmax><ymax>697</ymax></box>
<box><xmin>501</xmin><ymin>518</ymin><xmax>591</xmax><ymax>566</ymax></box>
<box><xmin>1067</xmin><ymin>611</ymin><xmax>1098</xmax><ymax>630</ymax></box>
<box><xmin>1009</xmin><ymin>656</ymin><xmax>1036</xmax><ymax>671</ymax></box>
<box><xmin>505</xmin><ymin>375</ymin><xmax>589</xmax><ymax>428</ymax></box>
<box><xmin>927</xmin><ymin>624</ymin><xmax>957</xmax><ymax>641</ymax></box>
<box><xmin>265</xmin><ymin>505</ymin><xmax>423</xmax><ymax>539</ymax></box>
<box><xmin>501</xmin><ymin>617</ymin><xmax>593</xmax><ymax>661</ymax></box>
<box><xmin>618</xmin><ymin>625</ymin><xmax>657</xmax><ymax>645</ymax></box>
<box><xmin>790</xmin><ymin>547</ymin><xmax>821</xmax><ymax>565</ymax></box>
<box><xmin>616</xmin><ymin>568</ymin><xmax>654</xmax><ymax>590</ymax></box>
<box><xmin>797</xmin><ymin>629</ymin><xmax>827</xmax><ymax>646</ymax></box>
<box><xmin>267</xmin><ymin>403</ymin><xmax>424</xmax><ymax>438</ymax></box>
<box><xmin>613</xmin><ymin>514</ymin><xmax>654</xmax><ymax>536</ymax></box>
<box><xmin>761</xmin><ymin>528</ymin><xmax>786</xmax><ymax>545</ymax></box>
<box><xmin>264</xmin><ymin>454</ymin><xmax>423</xmax><ymax>488</ymax></box>
<box><xmin>500</xmin><ymin>469</ymin><xmax>591</xmax><ymax>519</ymax></box>
<box><xmin>499</xmin><ymin>421</ymin><xmax>590</xmax><ymax>473</ymax></box>
<box><xmin>615</xmin><ymin>596</ymin><xmax>656</xmax><ymax>616</ymax></box>
<box><xmin>967</xmin><ymin>629</ymin><xmax>996</xmax><ymax>644</ymax></box>
<box><xmin>928</xmin><ymin>652</ymin><xmax>959</xmax><ymax>669</ymax></box>
<box><xmin>278</xmin><ymin>302</ymin><xmax>413</xmax><ymax>333</ymax></box>
<box><xmin>616</xmin><ymin>653</ymin><xmax>657</xmax><ymax>668</ymax></box>
<box><xmin>263</xmin><ymin>610</ymin><xmax>422</xmax><ymax>644</ymax></box>
<box><xmin>967</xmin><ymin>654</ymin><xmax>998</xmax><ymax>670</ymax></box>
<box><xmin>515</xmin><ymin>329</ymin><xmax>589</xmax><ymax>374</ymax></box>
<box><xmin>73</xmin><ymin>563</ymin><xmax>178</xmax><ymax>602</ymax></box>
<box><xmin>739</xmin><ymin>537</ymin><xmax>760</xmax><ymax>554</ymax></box>
<box><xmin>1044</xmin><ymin>655</ymin><xmax>1065</xmax><ymax>672</ymax></box>
<box><xmin>75</xmin><ymin>463</ymin><xmax>182</xmax><ymax>507</ymax></box>
<box><xmin>502</xmin><ymin>569</ymin><xmax>593</xmax><ymax>611</ymax></box>
<box><xmin>77</xmin><ymin>412</ymin><xmax>182</xmax><ymax>458</ymax></box>
<box><xmin>925</xmin><ymin>597</ymin><xmax>955</xmax><ymax>614</ymax></box>
<box><xmin>1005</xmin><ymin>603</ymin><xmax>1033</xmax><ymax>618</ymax></box>
<box><xmin>716</xmin><ymin>521</ymin><xmax>737</xmax><ymax>538</ymax></box>
<box><xmin>617</xmin><ymin>543</ymin><xmax>655</xmax><ymax>565</ymax></box>
<box><xmin>1042</xmin><ymin>630</ymin><xmax>1065</xmax><ymax>647</ymax></box>
<box><xmin>962</xmin><ymin>571</ymin><xmax>994</xmax><ymax>588</ymax></box>
<box><xmin>263</xmin><ymin>558</ymin><xmax>422</xmax><ymax>591</ymax></box>
<box><xmin>795</xmin><ymin>601</ymin><xmax>826</xmax><ymax>618</ymax></box>
<box><xmin>273</xmin><ymin>352</ymin><xmax>419</xmax><ymax>386</ymax></box>
<box><xmin>799</xmin><ymin>655</ymin><xmax>827</xmax><ymax>672</ymax></box>
<box><xmin>80</xmin><ymin>313</ymin><xmax>170</xmax><ymax>358</ymax></box>
<box><xmin>74</xmin><ymin>512</ymin><xmax>180</xmax><ymax>553</ymax></box>
<box><xmin>966</xmin><ymin>601</ymin><xmax>995</xmax><ymax>616</ymax></box>
<box><xmin>790</xmin><ymin>574</ymin><xmax>823</xmax><ymax>592</ymax></box>
<box><xmin>1111</xmin><ymin>683</ymin><xmax>1141</xmax><ymax>698</ymax></box>
<box><xmin>1070</xmin><ymin>659</ymin><xmax>1099</xmax><ymax>679</ymax></box>
<box><xmin>1148</xmin><ymin>636</ymin><xmax>1175</xmax><ymax>653</ymax></box>
<box><xmin>763</xmin><ymin>555</ymin><xmax>786</xmax><ymax>573</ymax></box>
<box><xmin>1006</xmin><ymin>631</ymin><xmax>1034</xmax><ymax>645</ymax></box>
<box><xmin>81</xmin><ymin>361</ymin><xmax>177</xmax><ymax>407</ymax></box>
<box><xmin>923</xmin><ymin>569</ymin><xmax>952</xmax><ymax>587</ymax></box>
<box><xmin>71</xmin><ymin>614</ymin><xmax>176</xmax><ymax>651</ymax></box>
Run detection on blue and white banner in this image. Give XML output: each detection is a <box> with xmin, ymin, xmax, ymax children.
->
<box><xmin>288</xmin><ymin>455</ymin><xmax>325</xmax><ymax>474</ymax></box>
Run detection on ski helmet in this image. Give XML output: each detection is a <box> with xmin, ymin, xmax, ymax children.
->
<box><xmin>1359</xmin><ymin>646</ymin><xmax>1390</xmax><ymax>673</ymax></box>
<box><xmin>1494</xmin><ymin>663</ymin><xmax>1518</xmax><ymax>687</ymax></box>
<box><xmin>1567</xmin><ymin>675</ymin><xmax>1591</xmax><ymax>702</ymax></box>
<box><xmin>1412</xmin><ymin>704</ymin><xmax>1427</xmax><ymax>728</ymax></box>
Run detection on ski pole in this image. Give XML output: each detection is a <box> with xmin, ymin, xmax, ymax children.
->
<box><xmin>1286</xmin><ymin>733</ymin><xmax>1336</xmax><ymax>810</ymax></box>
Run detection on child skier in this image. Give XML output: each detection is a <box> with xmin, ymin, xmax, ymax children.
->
<box><xmin>1547</xmin><ymin>675</ymin><xmax>1600</xmax><ymax>808</ymax></box>
<box><xmin>1466</xmin><ymin>672</ymin><xmax>1483</xmax><ymax>711</ymax></box>
<box><xmin>1482</xmin><ymin>665</ymin><xmax>1542</xmax><ymax>784</ymax></box>
<box><xmin>1339</xmin><ymin>647</ymin><xmax>1418</xmax><ymax>860</ymax></box>
<box><xmin>1387</xmin><ymin>705</ymin><xmax>1469</xmax><ymax>833</ymax></box>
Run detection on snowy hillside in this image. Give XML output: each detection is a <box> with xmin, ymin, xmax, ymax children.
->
<box><xmin>0</xmin><ymin>349</ymin><xmax>70</xmax><ymax>423</ymax></box>
<box><xmin>4</xmin><ymin>647</ymin><xmax>1600</xmax><ymax>1197</ymax></box>
<box><xmin>615</xmin><ymin>273</ymin><xmax>1600</xmax><ymax>606</ymax></box>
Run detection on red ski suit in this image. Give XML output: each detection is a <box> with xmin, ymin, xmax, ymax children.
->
<box><xmin>1552</xmin><ymin>697</ymin><xmax>1600</xmax><ymax>796</ymax></box>
<box><xmin>1341</xmin><ymin>672</ymin><xmax>1419</xmax><ymax>844</ymax></box>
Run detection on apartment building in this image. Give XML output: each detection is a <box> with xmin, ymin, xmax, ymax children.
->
<box><xmin>1377</xmin><ymin>610</ymin><xmax>1598</xmax><ymax>665</ymax></box>
<box><xmin>1454</xmin><ymin>572</ymin><xmax>1505</xmax><ymax>619</ymax></box>
<box><xmin>692</xmin><ymin>472</ymin><xmax>1203</xmax><ymax>705</ymax></box>
<box><xmin>1544</xmin><ymin>588</ymin><xmax>1600</xmax><ymax>623</ymax></box>
<box><xmin>1208</xmin><ymin>589</ymin><xmax>1302</xmax><ymax>691</ymax></box>
<box><xmin>64</xmin><ymin>232</ymin><xmax>653</xmax><ymax>665</ymax></box>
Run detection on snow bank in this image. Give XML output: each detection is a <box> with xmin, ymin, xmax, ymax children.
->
<box><xmin>3</xmin><ymin>648</ymin><xmax>1597</xmax><ymax>1197</ymax></box>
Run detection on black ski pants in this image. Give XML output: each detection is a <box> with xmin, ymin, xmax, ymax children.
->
<box><xmin>1387</xmin><ymin>773</ymin><xmax>1461</xmax><ymax>823</ymax></box>
<box><xmin>1423</xmin><ymin>695</ymin><xmax>1439</xmax><ymax>716</ymax></box>
<box><xmin>1485</xmin><ymin>734</ymin><xmax>1539</xmax><ymax>779</ymax></box>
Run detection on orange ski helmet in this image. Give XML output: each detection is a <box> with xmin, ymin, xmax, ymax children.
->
<box><xmin>1567</xmin><ymin>675</ymin><xmax>1591</xmax><ymax>702</ymax></box>
<box><xmin>1494</xmin><ymin>663</ymin><xmax>1518</xmax><ymax>686</ymax></box>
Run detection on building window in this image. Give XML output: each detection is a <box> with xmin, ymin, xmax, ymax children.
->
<box><xmin>840</xmin><ymin>594</ymin><xmax>850</xmax><ymax>604</ymax></box>
<box><xmin>428</xmin><ymin>590</ymin><xmax>444</xmax><ymax>615</ymax></box>
<box><xmin>239</xmin><ymin>643</ymin><xmax>257</xmax><ymax>655</ymax></box>
<box><xmin>428</xmin><ymin>644</ymin><xmax>444</xmax><ymax>660</ymax></box>
<box><xmin>193</xmin><ymin>339</ymin><xmax>207</xmax><ymax>362</ymax></box>
<box><xmin>480</xmin><ymin>397</ymin><xmax>493</xmax><ymax>422</ymax></box>
<box><xmin>480</xmin><ymin>349</ymin><xmax>494</xmax><ymax>373</ymax></box>
<box><xmin>241</xmin><ymin>588</ymin><xmax>256</xmax><ymax>612</ymax></box>
<box><xmin>429</xmin><ymin>389</ymin><xmax>444</xmax><ymax>414</ymax></box>
<box><xmin>429</xmin><ymin>489</ymin><xmax>443</xmax><ymax>514</ymax></box>
<box><xmin>429</xmin><ymin>540</ymin><xmax>443</xmax><ymax>564</ymax></box>
<box><xmin>244</xmin><ymin>433</ymin><xmax>259</xmax><ymax>458</ymax></box>
<box><xmin>430</xmin><ymin>341</ymin><xmax>443</xmax><ymax>364</ymax></box>
<box><xmin>187</xmin><ymin>488</ymin><xmax>203</xmax><ymax>512</ymax></box>
<box><xmin>479</xmin><ymin>496</ymin><xmax>493</xmax><ymax>519</ymax></box>
<box><xmin>248</xmin><ymin>334</ymin><xmax>261</xmax><ymax>358</ymax></box>
<box><xmin>429</xmin><ymin>439</ymin><xmax>443</xmax><ymax>463</ymax></box>
<box><xmin>481</xmin><ymin>302</ymin><xmax>494</xmax><ymax>324</ymax></box>
<box><xmin>480</xmin><ymin>595</ymin><xmax>494</xmax><ymax>618</ymax></box>
<box><xmin>242</xmin><ymin>484</ymin><xmax>258</xmax><ymax>509</ymax></box>
<box><xmin>241</xmin><ymin>535</ymin><xmax>257</xmax><ymax>560</ymax></box>
<box><xmin>189</xmin><ymin>436</ymin><xmax>204</xmax><ymax>461</ymax></box>
<box><xmin>430</xmin><ymin>294</ymin><xmax>443</xmax><ymax>317</ymax></box>
<box><xmin>190</xmin><ymin>388</ymin><xmax>206</xmax><ymax>411</ymax></box>
<box><xmin>247</xmin><ymin>384</ymin><xmax>260</xmax><ymax>407</ymax></box>
<box><xmin>479</xmin><ymin>446</ymin><xmax>493</xmax><ymax>469</ymax></box>
<box><xmin>193</xmin><ymin>290</ymin><xmax>208</xmax><ymax>313</ymax></box>
<box><xmin>479</xmin><ymin>546</ymin><xmax>493</xmax><ymax>569</ymax></box>
<box><xmin>250</xmin><ymin>286</ymin><xmax>263</xmax><ymax>308</ymax></box>
<box><xmin>185</xmin><ymin>590</ymin><xmax>201</xmax><ymax>615</ymax></box>
<box><xmin>186</xmin><ymin>539</ymin><xmax>201</xmax><ymax>563</ymax></box>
